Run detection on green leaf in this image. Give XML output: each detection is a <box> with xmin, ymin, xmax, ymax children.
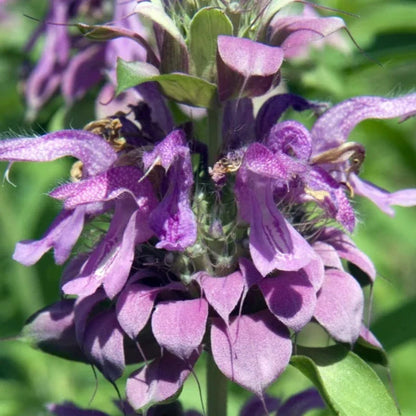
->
<box><xmin>116</xmin><ymin>59</ymin><xmax>217</xmax><ymax>108</ymax></box>
<box><xmin>371</xmin><ymin>298</ymin><xmax>416</xmax><ymax>352</ymax></box>
<box><xmin>116</xmin><ymin>60</ymin><xmax>160</xmax><ymax>94</ymax></box>
<box><xmin>348</xmin><ymin>3</ymin><xmax>416</xmax><ymax>47</ymax></box>
<box><xmin>291</xmin><ymin>345</ymin><xmax>400</xmax><ymax>416</ymax></box>
<box><xmin>188</xmin><ymin>7</ymin><xmax>233</xmax><ymax>80</ymax></box>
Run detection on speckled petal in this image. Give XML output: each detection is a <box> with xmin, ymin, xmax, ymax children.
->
<box><xmin>311</xmin><ymin>94</ymin><xmax>416</xmax><ymax>153</ymax></box>
<box><xmin>0</xmin><ymin>130</ymin><xmax>117</xmax><ymax>177</ymax></box>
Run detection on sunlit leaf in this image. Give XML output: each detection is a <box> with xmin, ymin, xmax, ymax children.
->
<box><xmin>291</xmin><ymin>345</ymin><xmax>400</xmax><ymax>416</ymax></box>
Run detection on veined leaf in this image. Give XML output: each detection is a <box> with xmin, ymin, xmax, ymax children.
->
<box><xmin>116</xmin><ymin>59</ymin><xmax>217</xmax><ymax>108</ymax></box>
<box><xmin>188</xmin><ymin>7</ymin><xmax>233</xmax><ymax>80</ymax></box>
<box><xmin>291</xmin><ymin>345</ymin><xmax>400</xmax><ymax>416</ymax></box>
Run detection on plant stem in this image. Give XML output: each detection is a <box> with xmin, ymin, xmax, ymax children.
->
<box><xmin>206</xmin><ymin>353</ymin><xmax>227</xmax><ymax>416</ymax></box>
<box><xmin>206</xmin><ymin>106</ymin><xmax>223</xmax><ymax>167</ymax></box>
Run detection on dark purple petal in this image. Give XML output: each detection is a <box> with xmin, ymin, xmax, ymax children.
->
<box><xmin>196</xmin><ymin>271</ymin><xmax>244</xmax><ymax>324</ymax></box>
<box><xmin>222</xmin><ymin>98</ymin><xmax>255</xmax><ymax>148</ymax></box>
<box><xmin>259</xmin><ymin>270</ymin><xmax>316</xmax><ymax>332</ymax></box>
<box><xmin>319</xmin><ymin>227</ymin><xmax>376</xmax><ymax>282</ymax></box>
<box><xmin>314</xmin><ymin>269</ymin><xmax>364</xmax><ymax>344</ymax></box>
<box><xmin>47</xmin><ymin>402</ymin><xmax>108</xmax><ymax>416</ymax></box>
<box><xmin>239</xmin><ymin>257</ymin><xmax>263</xmax><ymax>289</ymax></box>
<box><xmin>83</xmin><ymin>310</ymin><xmax>125</xmax><ymax>381</ymax></box>
<box><xmin>265</xmin><ymin>121</ymin><xmax>312</xmax><ymax>162</ymax></box>
<box><xmin>0</xmin><ymin>130</ymin><xmax>117</xmax><ymax>177</ymax></box>
<box><xmin>211</xmin><ymin>311</ymin><xmax>292</xmax><ymax>396</ymax></box>
<box><xmin>22</xmin><ymin>299</ymin><xmax>87</xmax><ymax>363</ymax></box>
<box><xmin>311</xmin><ymin>94</ymin><xmax>416</xmax><ymax>154</ymax></box>
<box><xmin>278</xmin><ymin>388</ymin><xmax>325</xmax><ymax>416</ymax></box>
<box><xmin>349</xmin><ymin>175</ymin><xmax>416</xmax><ymax>216</ymax></box>
<box><xmin>217</xmin><ymin>36</ymin><xmax>283</xmax><ymax>101</ymax></box>
<box><xmin>256</xmin><ymin>93</ymin><xmax>319</xmax><ymax>141</ymax></box>
<box><xmin>239</xmin><ymin>394</ymin><xmax>281</xmax><ymax>416</ymax></box>
<box><xmin>151</xmin><ymin>299</ymin><xmax>208</xmax><ymax>360</ymax></box>
<box><xmin>126</xmin><ymin>351</ymin><xmax>200</xmax><ymax>410</ymax></box>
<box><xmin>74</xmin><ymin>289</ymin><xmax>108</xmax><ymax>346</ymax></box>
<box><xmin>13</xmin><ymin>206</ymin><xmax>85</xmax><ymax>266</ymax></box>
<box><xmin>143</xmin><ymin>130</ymin><xmax>197</xmax><ymax>250</ymax></box>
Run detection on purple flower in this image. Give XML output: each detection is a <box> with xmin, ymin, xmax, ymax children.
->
<box><xmin>4</xmin><ymin>90</ymin><xmax>416</xmax><ymax>411</ymax></box>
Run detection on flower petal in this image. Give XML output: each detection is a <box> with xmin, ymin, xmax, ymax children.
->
<box><xmin>217</xmin><ymin>36</ymin><xmax>283</xmax><ymax>101</ymax></box>
<box><xmin>50</xmin><ymin>166</ymin><xmax>156</xmax><ymax>210</ymax></box>
<box><xmin>278</xmin><ymin>388</ymin><xmax>325</xmax><ymax>416</ymax></box>
<box><xmin>259</xmin><ymin>270</ymin><xmax>316</xmax><ymax>332</ymax></box>
<box><xmin>196</xmin><ymin>271</ymin><xmax>244</xmax><ymax>324</ymax></box>
<box><xmin>126</xmin><ymin>351</ymin><xmax>199</xmax><ymax>410</ymax></box>
<box><xmin>256</xmin><ymin>93</ymin><xmax>319</xmax><ymax>141</ymax></box>
<box><xmin>47</xmin><ymin>402</ymin><xmax>108</xmax><ymax>416</ymax></box>
<box><xmin>22</xmin><ymin>299</ymin><xmax>87</xmax><ymax>363</ymax></box>
<box><xmin>236</xmin><ymin>177</ymin><xmax>315</xmax><ymax>275</ymax></box>
<box><xmin>211</xmin><ymin>311</ymin><xmax>291</xmax><ymax>396</ymax></box>
<box><xmin>83</xmin><ymin>310</ymin><xmax>125</xmax><ymax>381</ymax></box>
<box><xmin>0</xmin><ymin>130</ymin><xmax>117</xmax><ymax>176</ymax></box>
<box><xmin>13</xmin><ymin>206</ymin><xmax>86</xmax><ymax>266</ymax></box>
<box><xmin>311</xmin><ymin>94</ymin><xmax>416</xmax><ymax>153</ymax></box>
<box><xmin>240</xmin><ymin>394</ymin><xmax>281</xmax><ymax>416</ymax></box>
<box><xmin>350</xmin><ymin>175</ymin><xmax>416</xmax><ymax>216</ymax></box>
<box><xmin>319</xmin><ymin>227</ymin><xmax>376</xmax><ymax>282</ymax></box>
<box><xmin>151</xmin><ymin>299</ymin><xmax>208</xmax><ymax>360</ymax></box>
<box><xmin>314</xmin><ymin>269</ymin><xmax>364</xmax><ymax>344</ymax></box>
<box><xmin>62</xmin><ymin>202</ymin><xmax>145</xmax><ymax>298</ymax></box>
<box><xmin>143</xmin><ymin>130</ymin><xmax>196</xmax><ymax>250</ymax></box>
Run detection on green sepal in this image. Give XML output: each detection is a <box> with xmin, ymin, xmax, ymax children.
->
<box><xmin>291</xmin><ymin>345</ymin><xmax>400</xmax><ymax>416</ymax></box>
<box><xmin>188</xmin><ymin>7</ymin><xmax>233</xmax><ymax>80</ymax></box>
<box><xmin>116</xmin><ymin>59</ymin><xmax>218</xmax><ymax>108</ymax></box>
<box><xmin>135</xmin><ymin>1</ymin><xmax>189</xmax><ymax>73</ymax></box>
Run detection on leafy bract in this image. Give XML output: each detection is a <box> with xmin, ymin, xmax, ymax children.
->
<box><xmin>188</xmin><ymin>7</ymin><xmax>233</xmax><ymax>79</ymax></box>
<box><xmin>116</xmin><ymin>59</ymin><xmax>217</xmax><ymax>107</ymax></box>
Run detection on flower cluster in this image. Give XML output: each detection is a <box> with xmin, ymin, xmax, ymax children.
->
<box><xmin>3</xmin><ymin>0</ymin><xmax>416</xmax><ymax>414</ymax></box>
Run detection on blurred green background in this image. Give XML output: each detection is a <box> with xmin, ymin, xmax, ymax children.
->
<box><xmin>0</xmin><ymin>0</ymin><xmax>415</xmax><ymax>415</ymax></box>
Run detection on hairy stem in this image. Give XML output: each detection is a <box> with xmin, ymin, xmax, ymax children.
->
<box><xmin>207</xmin><ymin>353</ymin><xmax>227</xmax><ymax>416</ymax></box>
